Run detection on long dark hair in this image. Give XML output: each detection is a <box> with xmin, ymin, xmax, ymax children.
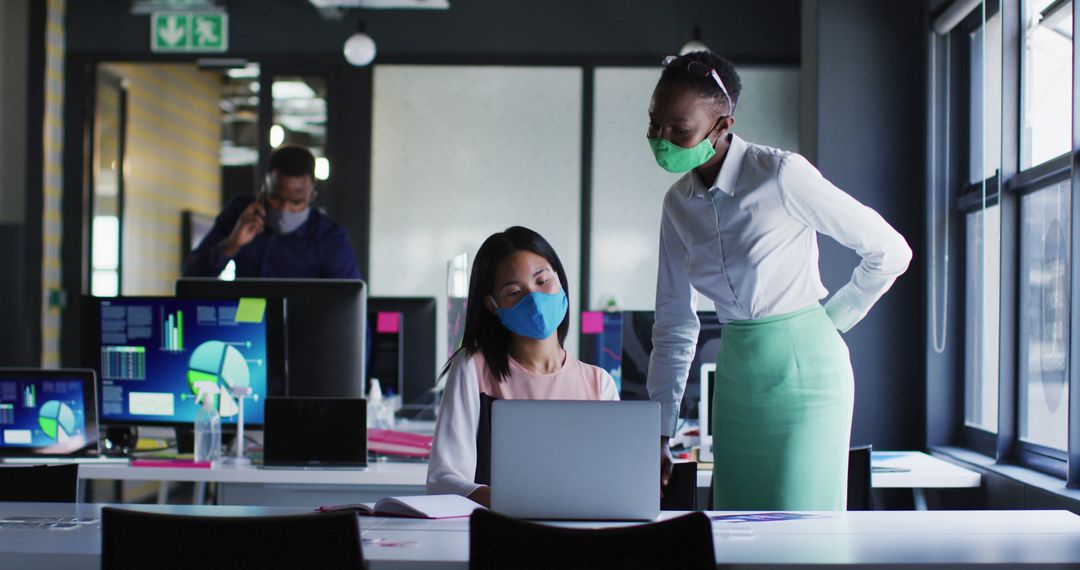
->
<box><xmin>440</xmin><ymin>226</ymin><xmax>571</xmax><ymax>382</ymax></box>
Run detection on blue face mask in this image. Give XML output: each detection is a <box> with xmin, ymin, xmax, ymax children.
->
<box><xmin>493</xmin><ymin>290</ymin><xmax>568</xmax><ymax>340</ymax></box>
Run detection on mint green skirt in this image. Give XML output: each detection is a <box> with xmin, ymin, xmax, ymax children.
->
<box><xmin>711</xmin><ymin>304</ymin><xmax>854</xmax><ymax>511</ymax></box>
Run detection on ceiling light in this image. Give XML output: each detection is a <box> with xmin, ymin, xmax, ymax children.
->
<box><xmin>344</xmin><ymin>31</ymin><xmax>377</xmax><ymax>66</ymax></box>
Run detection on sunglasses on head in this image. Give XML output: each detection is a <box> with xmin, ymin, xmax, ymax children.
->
<box><xmin>662</xmin><ymin>55</ymin><xmax>735</xmax><ymax>116</ymax></box>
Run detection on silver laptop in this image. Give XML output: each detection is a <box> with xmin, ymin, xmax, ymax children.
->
<box><xmin>491</xmin><ymin>400</ymin><xmax>660</xmax><ymax>521</ymax></box>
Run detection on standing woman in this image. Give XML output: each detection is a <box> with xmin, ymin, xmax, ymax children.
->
<box><xmin>645</xmin><ymin>52</ymin><xmax>912</xmax><ymax>511</ymax></box>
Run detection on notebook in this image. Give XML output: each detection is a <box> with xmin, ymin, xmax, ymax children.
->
<box><xmin>317</xmin><ymin>494</ymin><xmax>483</xmax><ymax>519</ymax></box>
<box><xmin>262</xmin><ymin>397</ymin><xmax>368</xmax><ymax>468</ymax></box>
<box><xmin>0</xmin><ymin>369</ymin><xmax>101</xmax><ymax>460</ymax></box>
<box><xmin>490</xmin><ymin>400</ymin><xmax>660</xmax><ymax>520</ymax></box>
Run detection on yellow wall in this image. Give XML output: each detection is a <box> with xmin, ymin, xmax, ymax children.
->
<box><xmin>40</xmin><ymin>0</ymin><xmax>64</xmax><ymax>367</ymax></box>
<box><xmin>102</xmin><ymin>63</ymin><xmax>222</xmax><ymax>295</ymax></box>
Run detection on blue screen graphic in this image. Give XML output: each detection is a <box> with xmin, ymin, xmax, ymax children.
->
<box><xmin>97</xmin><ymin>298</ymin><xmax>268</xmax><ymax>426</ymax></box>
<box><xmin>0</xmin><ymin>377</ymin><xmax>88</xmax><ymax>451</ymax></box>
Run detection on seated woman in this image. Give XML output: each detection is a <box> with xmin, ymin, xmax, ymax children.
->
<box><xmin>426</xmin><ymin>226</ymin><xmax>618</xmax><ymax>507</ymax></box>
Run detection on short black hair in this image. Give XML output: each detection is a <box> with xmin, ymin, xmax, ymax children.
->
<box><xmin>268</xmin><ymin>145</ymin><xmax>315</xmax><ymax>178</ymax></box>
<box><xmin>440</xmin><ymin>226</ymin><xmax>571</xmax><ymax>382</ymax></box>
<box><xmin>657</xmin><ymin>51</ymin><xmax>742</xmax><ymax>116</ymax></box>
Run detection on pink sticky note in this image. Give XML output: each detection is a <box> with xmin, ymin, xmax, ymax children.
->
<box><xmin>376</xmin><ymin>312</ymin><xmax>401</xmax><ymax>334</ymax></box>
<box><xmin>581</xmin><ymin>311</ymin><xmax>604</xmax><ymax>334</ymax></box>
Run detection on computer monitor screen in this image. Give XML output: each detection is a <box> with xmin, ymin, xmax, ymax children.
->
<box><xmin>0</xmin><ymin>369</ymin><xmax>99</xmax><ymax>457</ymax></box>
<box><xmin>579</xmin><ymin>311</ymin><xmax>623</xmax><ymax>391</ymax></box>
<box><xmin>619</xmin><ymin>310</ymin><xmax>722</xmax><ymax>420</ymax></box>
<box><xmin>368</xmin><ymin>297</ymin><xmax>436</xmax><ymax>411</ymax></box>
<box><xmin>368</xmin><ymin>311</ymin><xmax>404</xmax><ymax>397</ymax></box>
<box><xmin>83</xmin><ymin>296</ymin><xmax>284</xmax><ymax>428</ymax></box>
<box><xmin>177</xmin><ymin>279</ymin><xmax>367</xmax><ymax>398</ymax></box>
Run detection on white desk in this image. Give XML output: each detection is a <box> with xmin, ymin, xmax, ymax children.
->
<box><xmin>696</xmin><ymin>451</ymin><xmax>982</xmax><ymax>510</ymax></box>
<box><xmin>78</xmin><ymin>461</ymin><xmax>428</xmax><ymax>506</ymax></box>
<box><xmin>3</xmin><ymin>502</ymin><xmax>1079</xmax><ymax>569</ymax></box>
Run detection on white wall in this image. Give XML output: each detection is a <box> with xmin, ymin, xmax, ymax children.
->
<box><xmin>371</xmin><ymin>65</ymin><xmax>583</xmax><ymax>371</ymax></box>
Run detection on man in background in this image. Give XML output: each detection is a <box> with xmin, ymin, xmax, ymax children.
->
<box><xmin>183</xmin><ymin>145</ymin><xmax>361</xmax><ymax>279</ymax></box>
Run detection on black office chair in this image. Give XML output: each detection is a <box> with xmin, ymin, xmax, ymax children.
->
<box><xmin>661</xmin><ymin>461</ymin><xmax>699</xmax><ymax>511</ymax></box>
<box><xmin>705</xmin><ymin>446</ymin><xmax>874</xmax><ymax>510</ymax></box>
<box><xmin>469</xmin><ymin>509</ymin><xmax>715</xmax><ymax>570</ymax></box>
<box><xmin>0</xmin><ymin>464</ymin><xmax>80</xmax><ymax>502</ymax></box>
<box><xmin>847</xmin><ymin>444</ymin><xmax>874</xmax><ymax>511</ymax></box>
<box><xmin>101</xmin><ymin>508</ymin><xmax>363</xmax><ymax>570</ymax></box>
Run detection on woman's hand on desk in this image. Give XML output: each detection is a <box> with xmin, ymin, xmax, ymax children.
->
<box><xmin>468</xmin><ymin>486</ymin><xmax>491</xmax><ymax>508</ymax></box>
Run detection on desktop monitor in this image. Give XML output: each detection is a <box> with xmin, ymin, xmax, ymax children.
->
<box><xmin>82</xmin><ymin>296</ymin><xmax>284</xmax><ymax>428</ymax></box>
<box><xmin>367</xmin><ymin>297</ymin><xmax>437</xmax><ymax>412</ymax></box>
<box><xmin>177</xmin><ymin>279</ymin><xmax>367</xmax><ymax>399</ymax></box>
<box><xmin>619</xmin><ymin>310</ymin><xmax>722</xmax><ymax>421</ymax></box>
<box><xmin>0</xmin><ymin>369</ymin><xmax>100</xmax><ymax>457</ymax></box>
<box><xmin>579</xmin><ymin>311</ymin><xmax>623</xmax><ymax>391</ymax></box>
<box><xmin>368</xmin><ymin>311</ymin><xmax>404</xmax><ymax>398</ymax></box>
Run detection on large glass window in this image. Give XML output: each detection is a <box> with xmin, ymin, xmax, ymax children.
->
<box><xmin>1018</xmin><ymin>180</ymin><xmax>1070</xmax><ymax>452</ymax></box>
<box><xmin>969</xmin><ymin>11</ymin><xmax>1002</xmax><ymax>184</ymax></box>
<box><xmin>964</xmin><ymin>206</ymin><xmax>1000</xmax><ymax>432</ymax></box>
<box><xmin>1022</xmin><ymin>0</ymin><xmax>1073</xmax><ymax>169</ymax></box>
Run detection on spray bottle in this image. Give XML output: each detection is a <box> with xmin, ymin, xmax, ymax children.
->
<box><xmin>194</xmin><ymin>385</ymin><xmax>221</xmax><ymax>463</ymax></box>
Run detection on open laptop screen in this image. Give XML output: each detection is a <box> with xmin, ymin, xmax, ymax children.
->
<box><xmin>0</xmin><ymin>369</ymin><xmax>99</xmax><ymax>457</ymax></box>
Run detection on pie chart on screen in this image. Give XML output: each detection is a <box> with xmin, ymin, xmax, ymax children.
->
<box><xmin>39</xmin><ymin>400</ymin><xmax>77</xmax><ymax>442</ymax></box>
<box><xmin>187</xmin><ymin>340</ymin><xmax>251</xmax><ymax>418</ymax></box>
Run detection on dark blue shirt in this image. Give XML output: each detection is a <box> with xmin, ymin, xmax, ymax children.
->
<box><xmin>183</xmin><ymin>194</ymin><xmax>362</xmax><ymax>279</ymax></box>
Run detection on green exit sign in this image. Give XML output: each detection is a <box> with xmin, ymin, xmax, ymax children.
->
<box><xmin>151</xmin><ymin>12</ymin><xmax>228</xmax><ymax>52</ymax></box>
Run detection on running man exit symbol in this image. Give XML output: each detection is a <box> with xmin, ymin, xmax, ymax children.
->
<box><xmin>151</xmin><ymin>12</ymin><xmax>228</xmax><ymax>52</ymax></box>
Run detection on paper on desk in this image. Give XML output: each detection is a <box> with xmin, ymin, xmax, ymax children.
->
<box><xmin>710</xmin><ymin>512</ymin><xmax>829</xmax><ymax>523</ymax></box>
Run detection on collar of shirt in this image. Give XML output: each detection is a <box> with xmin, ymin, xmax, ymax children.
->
<box><xmin>689</xmin><ymin>133</ymin><xmax>748</xmax><ymax>199</ymax></box>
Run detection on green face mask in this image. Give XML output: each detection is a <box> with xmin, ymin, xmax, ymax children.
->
<box><xmin>648</xmin><ymin>134</ymin><xmax>716</xmax><ymax>173</ymax></box>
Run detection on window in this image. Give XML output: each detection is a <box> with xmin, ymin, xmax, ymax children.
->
<box><xmin>1018</xmin><ymin>180</ymin><xmax>1070</xmax><ymax>452</ymax></box>
<box><xmin>942</xmin><ymin>0</ymin><xmax>1077</xmax><ymax>476</ymax></box>
<box><xmin>1022</xmin><ymin>0</ymin><xmax>1073</xmax><ymax>169</ymax></box>
<box><xmin>964</xmin><ymin>206</ymin><xmax>1000</xmax><ymax>432</ymax></box>
<box><xmin>969</xmin><ymin>11</ymin><xmax>1002</xmax><ymax>184</ymax></box>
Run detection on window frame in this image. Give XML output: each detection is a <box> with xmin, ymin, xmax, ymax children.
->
<box><xmin>944</xmin><ymin>0</ymin><xmax>1077</xmax><ymax>481</ymax></box>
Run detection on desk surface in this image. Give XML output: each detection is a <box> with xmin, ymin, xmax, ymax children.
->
<box><xmin>2</xmin><ymin>502</ymin><xmax>1078</xmax><ymax>569</ymax></box>
<box><xmin>695</xmin><ymin>451</ymin><xmax>982</xmax><ymax>489</ymax></box>
<box><xmin>79</xmin><ymin>451</ymin><xmax>981</xmax><ymax>493</ymax></box>
<box><xmin>78</xmin><ymin>459</ymin><xmax>429</xmax><ymax>485</ymax></box>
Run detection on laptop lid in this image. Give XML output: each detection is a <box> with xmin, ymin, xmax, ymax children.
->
<box><xmin>263</xmin><ymin>397</ymin><xmax>367</xmax><ymax>467</ymax></box>
<box><xmin>490</xmin><ymin>400</ymin><xmax>660</xmax><ymax>521</ymax></box>
<box><xmin>0</xmin><ymin>369</ymin><xmax>100</xmax><ymax>458</ymax></box>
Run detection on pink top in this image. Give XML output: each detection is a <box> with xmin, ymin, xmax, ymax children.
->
<box><xmin>474</xmin><ymin>351</ymin><xmax>610</xmax><ymax>401</ymax></box>
<box><xmin>426</xmin><ymin>350</ymin><xmax>618</xmax><ymax>497</ymax></box>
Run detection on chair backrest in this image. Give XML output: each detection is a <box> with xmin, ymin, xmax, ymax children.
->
<box><xmin>469</xmin><ymin>509</ymin><xmax>715</xmax><ymax>570</ymax></box>
<box><xmin>660</xmin><ymin>461</ymin><xmax>698</xmax><ymax>511</ymax></box>
<box><xmin>101</xmin><ymin>508</ymin><xmax>363</xmax><ymax>570</ymax></box>
<box><xmin>0</xmin><ymin>464</ymin><xmax>79</xmax><ymax>502</ymax></box>
<box><xmin>847</xmin><ymin>444</ymin><xmax>874</xmax><ymax>511</ymax></box>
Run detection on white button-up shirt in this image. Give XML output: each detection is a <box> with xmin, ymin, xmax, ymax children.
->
<box><xmin>647</xmin><ymin>134</ymin><xmax>912</xmax><ymax>436</ymax></box>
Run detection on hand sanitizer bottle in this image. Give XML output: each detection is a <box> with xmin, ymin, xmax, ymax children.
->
<box><xmin>368</xmin><ymin>379</ymin><xmax>388</xmax><ymax>429</ymax></box>
<box><xmin>194</xmin><ymin>387</ymin><xmax>221</xmax><ymax>463</ymax></box>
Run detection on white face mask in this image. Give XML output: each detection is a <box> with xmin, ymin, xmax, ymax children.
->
<box><xmin>266</xmin><ymin>207</ymin><xmax>310</xmax><ymax>234</ymax></box>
